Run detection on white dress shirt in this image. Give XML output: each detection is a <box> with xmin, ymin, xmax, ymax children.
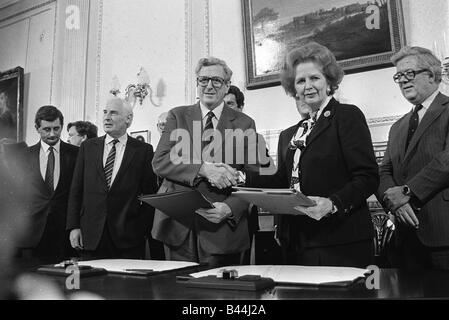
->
<box><xmin>103</xmin><ymin>133</ymin><xmax>128</xmax><ymax>186</ymax></box>
<box><xmin>414</xmin><ymin>89</ymin><xmax>439</xmax><ymax>123</ymax></box>
<box><xmin>39</xmin><ymin>140</ymin><xmax>61</xmax><ymax>190</ymax></box>
<box><xmin>200</xmin><ymin>102</ymin><xmax>224</xmax><ymax>129</ymax></box>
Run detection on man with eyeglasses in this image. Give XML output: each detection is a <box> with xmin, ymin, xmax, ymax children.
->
<box><xmin>379</xmin><ymin>46</ymin><xmax>449</xmax><ymax>270</ymax></box>
<box><xmin>152</xmin><ymin>57</ymin><xmax>263</xmax><ymax>267</ymax></box>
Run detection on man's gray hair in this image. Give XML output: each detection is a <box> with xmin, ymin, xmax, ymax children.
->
<box><xmin>195</xmin><ymin>56</ymin><xmax>233</xmax><ymax>81</ymax></box>
<box><xmin>391</xmin><ymin>46</ymin><xmax>442</xmax><ymax>83</ymax></box>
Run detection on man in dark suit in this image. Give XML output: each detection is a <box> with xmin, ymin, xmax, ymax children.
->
<box><xmin>379</xmin><ymin>46</ymin><xmax>449</xmax><ymax>270</ymax></box>
<box><xmin>67</xmin><ymin>97</ymin><xmax>158</xmax><ymax>259</ymax></box>
<box><xmin>18</xmin><ymin>106</ymin><xmax>78</xmax><ymax>261</ymax></box>
<box><xmin>152</xmin><ymin>57</ymin><xmax>266</xmax><ymax>268</ymax></box>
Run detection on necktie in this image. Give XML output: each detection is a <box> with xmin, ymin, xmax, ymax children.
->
<box><xmin>104</xmin><ymin>139</ymin><xmax>119</xmax><ymax>188</ymax></box>
<box><xmin>202</xmin><ymin>111</ymin><xmax>215</xmax><ymax>151</ymax></box>
<box><xmin>405</xmin><ymin>104</ymin><xmax>423</xmax><ymax>151</ymax></box>
<box><xmin>44</xmin><ymin>146</ymin><xmax>55</xmax><ymax>192</ymax></box>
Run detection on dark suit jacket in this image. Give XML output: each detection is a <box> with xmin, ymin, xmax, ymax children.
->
<box><xmin>67</xmin><ymin>135</ymin><xmax>158</xmax><ymax>250</ymax></box>
<box><xmin>379</xmin><ymin>92</ymin><xmax>449</xmax><ymax>247</ymax></box>
<box><xmin>20</xmin><ymin>141</ymin><xmax>78</xmax><ymax>248</ymax></box>
<box><xmin>151</xmin><ymin>103</ymin><xmax>261</xmax><ymax>255</ymax></box>
<box><xmin>274</xmin><ymin>98</ymin><xmax>378</xmax><ymax>248</ymax></box>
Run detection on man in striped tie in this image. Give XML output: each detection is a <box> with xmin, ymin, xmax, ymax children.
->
<box><xmin>67</xmin><ymin>97</ymin><xmax>158</xmax><ymax>259</ymax></box>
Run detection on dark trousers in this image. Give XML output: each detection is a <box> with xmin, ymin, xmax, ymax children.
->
<box><xmin>285</xmin><ymin>239</ymin><xmax>375</xmax><ymax>268</ymax></box>
<box><xmin>164</xmin><ymin>230</ymin><xmax>242</xmax><ymax>268</ymax></box>
<box><xmin>82</xmin><ymin>225</ymin><xmax>145</xmax><ymax>260</ymax></box>
<box><xmin>394</xmin><ymin>228</ymin><xmax>449</xmax><ymax>270</ymax></box>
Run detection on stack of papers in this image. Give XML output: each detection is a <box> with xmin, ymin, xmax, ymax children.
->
<box><xmin>77</xmin><ymin>259</ymin><xmax>199</xmax><ymax>275</ymax></box>
<box><xmin>190</xmin><ymin>265</ymin><xmax>369</xmax><ymax>286</ymax></box>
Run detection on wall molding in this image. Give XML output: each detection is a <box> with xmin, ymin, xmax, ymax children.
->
<box><xmin>94</xmin><ymin>0</ymin><xmax>103</xmax><ymax>122</ymax></box>
<box><xmin>184</xmin><ymin>0</ymin><xmax>192</xmax><ymax>104</ymax></box>
<box><xmin>0</xmin><ymin>0</ymin><xmax>54</xmax><ymax>23</ymax></box>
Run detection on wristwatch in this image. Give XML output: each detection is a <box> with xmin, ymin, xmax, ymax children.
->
<box><xmin>402</xmin><ymin>185</ymin><xmax>412</xmax><ymax>197</ymax></box>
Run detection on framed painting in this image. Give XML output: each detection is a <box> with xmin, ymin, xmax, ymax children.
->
<box><xmin>242</xmin><ymin>0</ymin><xmax>406</xmax><ymax>89</ymax></box>
<box><xmin>0</xmin><ymin>66</ymin><xmax>24</xmax><ymax>141</ymax></box>
<box><xmin>131</xmin><ymin>130</ymin><xmax>151</xmax><ymax>144</ymax></box>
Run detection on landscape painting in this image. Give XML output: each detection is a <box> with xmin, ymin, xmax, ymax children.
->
<box><xmin>242</xmin><ymin>0</ymin><xmax>405</xmax><ymax>89</ymax></box>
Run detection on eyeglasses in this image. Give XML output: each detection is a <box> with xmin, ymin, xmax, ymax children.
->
<box><xmin>197</xmin><ymin>76</ymin><xmax>226</xmax><ymax>88</ymax></box>
<box><xmin>393</xmin><ymin>69</ymin><xmax>430</xmax><ymax>83</ymax></box>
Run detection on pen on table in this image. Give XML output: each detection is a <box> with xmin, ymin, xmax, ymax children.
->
<box><xmin>124</xmin><ymin>269</ymin><xmax>155</xmax><ymax>272</ymax></box>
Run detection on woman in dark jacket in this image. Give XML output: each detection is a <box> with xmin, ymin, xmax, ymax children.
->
<box><xmin>273</xmin><ymin>42</ymin><xmax>379</xmax><ymax>267</ymax></box>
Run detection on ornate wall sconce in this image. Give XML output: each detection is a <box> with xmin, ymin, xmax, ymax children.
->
<box><xmin>125</xmin><ymin>67</ymin><xmax>164</xmax><ymax>107</ymax></box>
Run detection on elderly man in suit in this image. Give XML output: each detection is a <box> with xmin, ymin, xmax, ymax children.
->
<box><xmin>19</xmin><ymin>106</ymin><xmax>78</xmax><ymax>261</ymax></box>
<box><xmin>67</xmin><ymin>97</ymin><xmax>158</xmax><ymax>259</ymax></box>
<box><xmin>379</xmin><ymin>46</ymin><xmax>449</xmax><ymax>270</ymax></box>
<box><xmin>152</xmin><ymin>57</ymin><xmax>266</xmax><ymax>268</ymax></box>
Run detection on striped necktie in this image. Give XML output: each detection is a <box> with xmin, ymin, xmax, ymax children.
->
<box><xmin>202</xmin><ymin>111</ymin><xmax>215</xmax><ymax>151</ymax></box>
<box><xmin>104</xmin><ymin>139</ymin><xmax>119</xmax><ymax>188</ymax></box>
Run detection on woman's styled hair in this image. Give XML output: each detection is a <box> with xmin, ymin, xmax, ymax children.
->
<box><xmin>280</xmin><ymin>42</ymin><xmax>344</xmax><ymax>97</ymax></box>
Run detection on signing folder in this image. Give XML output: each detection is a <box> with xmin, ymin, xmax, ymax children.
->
<box><xmin>232</xmin><ymin>187</ymin><xmax>315</xmax><ymax>215</ymax></box>
<box><xmin>189</xmin><ymin>265</ymin><xmax>370</xmax><ymax>287</ymax></box>
<box><xmin>139</xmin><ymin>189</ymin><xmax>214</xmax><ymax>219</ymax></box>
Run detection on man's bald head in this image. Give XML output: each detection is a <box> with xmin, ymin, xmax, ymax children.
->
<box><xmin>103</xmin><ymin>97</ymin><xmax>134</xmax><ymax>138</ymax></box>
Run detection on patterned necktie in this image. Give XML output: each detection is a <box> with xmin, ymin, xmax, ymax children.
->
<box><xmin>289</xmin><ymin>118</ymin><xmax>311</xmax><ymax>190</ymax></box>
<box><xmin>202</xmin><ymin>111</ymin><xmax>215</xmax><ymax>151</ymax></box>
<box><xmin>406</xmin><ymin>104</ymin><xmax>423</xmax><ymax>151</ymax></box>
<box><xmin>104</xmin><ymin>139</ymin><xmax>119</xmax><ymax>188</ymax></box>
<box><xmin>44</xmin><ymin>146</ymin><xmax>55</xmax><ymax>192</ymax></box>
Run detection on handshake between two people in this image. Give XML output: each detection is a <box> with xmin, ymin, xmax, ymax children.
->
<box><xmin>195</xmin><ymin>162</ymin><xmax>243</xmax><ymax>224</ymax></box>
<box><xmin>198</xmin><ymin>161</ymin><xmax>244</xmax><ymax>190</ymax></box>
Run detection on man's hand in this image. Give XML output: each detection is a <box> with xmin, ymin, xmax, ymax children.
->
<box><xmin>383</xmin><ymin>186</ymin><xmax>410</xmax><ymax>211</ymax></box>
<box><xmin>198</xmin><ymin>162</ymin><xmax>239</xmax><ymax>189</ymax></box>
<box><xmin>69</xmin><ymin>229</ymin><xmax>84</xmax><ymax>250</ymax></box>
<box><xmin>196</xmin><ymin>202</ymin><xmax>232</xmax><ymax>224</ymax></box>
<box><xmin>294</xmin><ymin>196</ymin><xmax>331</xmax><ymax>221</ymax></box>
<box><xmin>394</xmin><ymin>203</ymin><xmax>419</xmax><ymax>229</ymax></box>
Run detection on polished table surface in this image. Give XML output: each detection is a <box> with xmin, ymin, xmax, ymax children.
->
<box><xmin>31</xmin><ymin>266</ymin><xmax>449</xmax><ymax>300</ymax></box>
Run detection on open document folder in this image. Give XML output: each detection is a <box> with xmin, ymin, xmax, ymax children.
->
<box><xmin>77</xmin><ymin>259</ymin><xmax>199</xmax><ymax>276</ymax></box>
<box><xmin>232</xmin><ymin>187</ymin><xmax>315</xmax><ymax>215</ymax></box>
<box><xmin>189</xmin><ymin>265</ymin><xmax>370</xmax><ymax>287</ymax></box>
<box><xmin>139</xmin><ymin>189</ymin><xmax>214</xmax><ymax>220</ymax></box>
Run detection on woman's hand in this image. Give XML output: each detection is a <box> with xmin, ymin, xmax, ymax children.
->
<box><xmin>294</xmin><ymin>196</ymin><xmax>334</xmax><ymax>221</ymax></box>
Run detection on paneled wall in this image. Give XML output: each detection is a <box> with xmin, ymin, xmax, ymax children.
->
<box><xmin>1</xmin><ymin>0</ymin><xmax>448</xmax><ymax>147</ymax></box>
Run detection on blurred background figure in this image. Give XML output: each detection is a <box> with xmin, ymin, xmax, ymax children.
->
<box><xmin>224</xmin><ymin>85</ymin><xmax>245</xmax><ymax>112</ymax></box>
<box><xmin>67</xmin><ymin>121</ymin><xmax>98</xmax><ymax>147</ymax></box>
<box><xmin>156</xmin><ymin>112</ymin><xmax>168</xmax><ymax>136</ymax></box>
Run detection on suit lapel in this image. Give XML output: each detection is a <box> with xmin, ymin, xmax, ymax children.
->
<box><xmin>404</xmin><ymin>93</ymin><xmax>449</xmax><ymax>162</ymax></box>
<box><xmin>186</xmin><ymin>103</ymin><xmax>203</xmax><ymax>160</ymax></box>
<box><xmin>304</xmin><ymin>98</ymin><xmax>335</xmax><ymax>150</ymax></box>
<box><xmin>396</xmin><ymin>112</ymin><xmax>411</xmax><ymax>161</ymax></box>
<box><xmin>110</xmin><ymin>135</ymin><xmax>136</xmax><ymax>190</ymax></box>
<box><xmin>215</xmin><ymin>106</ymin><xmax>236</xmax><ymax>158</ymax></box>
<box><xmin>284</xmin><ymin>124</ymin><xmax>300</xmax><ymax>183</ymax></box>
<box><xmin>55</xmin><ymin>141</ymin><xmax>68</xmax><ymax>193</ymax></box>
<box><xmin>94</xmin><ymin>136</ymin><xmax>108</xmax><ymax>188</ymax></box>
<box><xmin>30</xmin><ymin>142</ymin><xmax>47</xmax><ymax>189</ymax></box>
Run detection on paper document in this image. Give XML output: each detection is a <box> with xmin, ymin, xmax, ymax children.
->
<box><xmin>232</xmin><ymin>187</ymin><xmax>315</xmax><ymax>215</ymax></box>
<box><xmin>190</xmin><ymin>265</ymin><xmax>369</xmax><ymax>286</ymax></box>
<box><xmin>139</xmin><ymin>189</ymin><xmax>214</xmax><ymax>220</ymax></box>
<box><xmin>78</xmin><ymin>259</ymin><xmax>199</xmax><ymax>275</ymax></box>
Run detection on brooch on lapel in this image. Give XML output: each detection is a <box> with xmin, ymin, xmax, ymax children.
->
<box><xmin>324</xmin><ymin>111</ymin><xmax>331</xmax><ymax>117</ymax></box>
